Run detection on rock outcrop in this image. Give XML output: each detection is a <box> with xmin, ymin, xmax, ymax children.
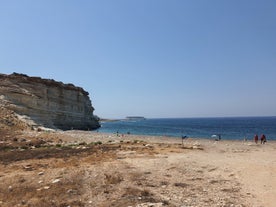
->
<box><xmin>0</xmin><ymin>73</ymin><xmax>100</xmax><ymax>130</ymax></box>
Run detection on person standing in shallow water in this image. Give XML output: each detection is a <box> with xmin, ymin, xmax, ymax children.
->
<box><xmin>254</xmin><ymin>134</ymin><xmax>258</xmax><ymax>144</ymax></box>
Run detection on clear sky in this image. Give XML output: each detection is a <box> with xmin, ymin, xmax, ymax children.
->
<box><xmin>1</xmin><ymin>0</ymin><xmax>276</xmax><ymax>118</ymax></box>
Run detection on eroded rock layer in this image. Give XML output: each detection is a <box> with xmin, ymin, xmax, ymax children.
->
<box><xmin>0</xmin><ymin>73</ymin><xmax>100</xmax><ymax>130</ymax></box>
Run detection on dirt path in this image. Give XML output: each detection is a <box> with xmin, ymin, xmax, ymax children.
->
<box><xmin>173</xmin><ymin>141</ymin><xmax>276</xmax><ymax>207</ymax></box>
<box><xmin>116</xmin><ymin>140</ymin><xmax>276</xmax><ymax>207</ymax></box>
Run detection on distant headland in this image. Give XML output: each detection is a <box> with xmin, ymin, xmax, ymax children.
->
<box><xmin>126</xmin><ymin>116</ymin><xmax>146</xmax><ymax>120</ymax></box>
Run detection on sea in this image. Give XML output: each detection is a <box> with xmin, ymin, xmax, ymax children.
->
<box><xmin>98</xmin><ymin>117</ymin><xmax>276</xmax><ymax>140</ymax></box>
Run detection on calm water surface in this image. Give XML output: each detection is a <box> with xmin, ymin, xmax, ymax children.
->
<box><xmin>98</xmin><ymin>117</ymin><xmax>276</xmax><ymax>140</ymax></box>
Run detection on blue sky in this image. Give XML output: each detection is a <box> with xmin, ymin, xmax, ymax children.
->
<box><xmin>1</xmin><ymin>0</ymin><xmax>276</xmax><ymax>118</ymax></box>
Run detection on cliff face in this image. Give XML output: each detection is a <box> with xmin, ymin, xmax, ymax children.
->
<box><xmin>0</xmin><ymin>73</ymin><xmax>100</xmax><ymax>130</ymax></box>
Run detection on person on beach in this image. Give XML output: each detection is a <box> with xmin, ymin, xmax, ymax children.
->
<box><xmin>254</xmin><ymin>134</ymin><xmax>258</xmax><ymax>144</ymax></box>
<box><xmin>260</xmin><ymin>134</ymin><xmax>266</xmax><ymax>144</ymax></box>
<box><xmin>181</xmin><ymin>135</ymin><xmax>188</xmax><ymax>146</ymax></box>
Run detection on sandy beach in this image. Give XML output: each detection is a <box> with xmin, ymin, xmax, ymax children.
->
<box><xmin>0</xmin><ymin>130</ymin><xmax>275</xmax><ymax>207</ymax></box>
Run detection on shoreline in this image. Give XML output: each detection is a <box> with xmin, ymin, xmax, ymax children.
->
<box><xmin>59</xmin><ymin>130</ymin><xmax>276</xmax><ymax>145</ymax></box>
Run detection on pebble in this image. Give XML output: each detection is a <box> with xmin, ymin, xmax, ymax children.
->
<box><xmin>52</xmin><ymin>179</ymin><xmax>61</xmax><ymax>183</ymax></box>
<box><xmin>136</xmin><ymin>203</ymin><xmax>163</xmax><ymax>207</ymax></box>
<box><xmin>23</xmin><ymin>165</ymin><xmax>33</xmax><ymax>171</ymax></box>
<box><xmin>67</xmin><ymin>189</ymin><xmax>77</xmax><ymax>194</ymax></box>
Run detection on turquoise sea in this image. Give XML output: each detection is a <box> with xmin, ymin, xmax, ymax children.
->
<box><xmin>98</xmin><ymin>117</ymin><xmax>276</xmax><ymax>140</ymax></box>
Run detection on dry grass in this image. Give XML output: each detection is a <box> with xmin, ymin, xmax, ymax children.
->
<box><xmin>0</xmin><ymin>168</ymin><xmax>85</xmax><ymax>207</ymax></box>
<box><xmin>0</xmin><ymin>138</ymin><xmax>163</xmax><ymax>207</ymax></box>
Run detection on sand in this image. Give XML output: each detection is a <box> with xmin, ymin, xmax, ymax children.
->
<box><xmin>0</xmin><ymin>130</ymin><xmax>275</xmax><ymax>207</ymax></box>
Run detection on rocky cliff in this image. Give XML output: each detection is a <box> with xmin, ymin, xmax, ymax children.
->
<box><xmin>0</xmin><ymin>73</ymin><xmax>100</xmax><ymax>130</ymax></box>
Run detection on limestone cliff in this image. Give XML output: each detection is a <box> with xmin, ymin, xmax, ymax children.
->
<box><xmin>0</xmin><ymin>73</ymin><xmax>100</xmax><ymax>130</ymax></box>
